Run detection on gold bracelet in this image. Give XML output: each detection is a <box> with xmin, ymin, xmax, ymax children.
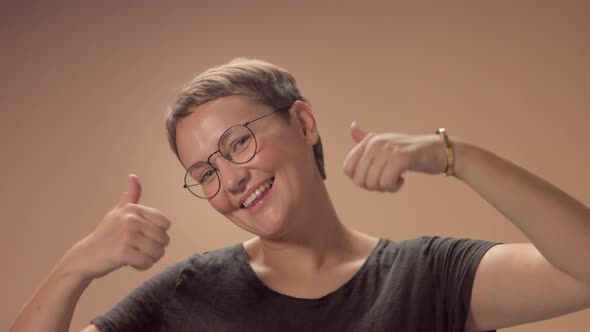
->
<box><xmin>435</xmin><ymin>128</ymin><xmax>455</xmax><ymax>176</ymax></box>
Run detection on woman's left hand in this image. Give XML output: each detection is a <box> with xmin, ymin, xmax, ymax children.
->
<box><xmin>343</xmin><ymin>122</ymin><xmax>449</xmax><ymax>192</ymax></box>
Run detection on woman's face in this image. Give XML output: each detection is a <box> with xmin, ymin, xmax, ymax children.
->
<box><xmin>175</xmin><ymin>95</ymin><xmax>320</xmax><ymax>239</ymax></box>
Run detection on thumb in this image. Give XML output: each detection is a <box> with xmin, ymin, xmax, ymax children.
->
<box><xmin>350</xmin><ymin>121</ymin><xmax>368</xmax><ymax>143</ymax></box>
<box><xmin>116</xmin><ymin>174</ymin><xmax>142</xmax><ymax>208</ymax></box>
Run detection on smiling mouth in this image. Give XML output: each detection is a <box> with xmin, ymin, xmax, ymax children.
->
<box><xmin>241</xmin><ymin>177</ymin><xmax>275</xmax><ymax>209</ymax></box>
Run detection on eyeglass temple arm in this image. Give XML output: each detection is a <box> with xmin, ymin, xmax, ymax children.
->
<box><xmin>244</xmin><ymin>106</ymin><xmax>290</xmax><ymax>126</ymax></box>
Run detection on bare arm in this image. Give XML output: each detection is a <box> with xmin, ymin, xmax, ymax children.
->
<box><xmin>342</xmin><ymin>125</ymin><xmax>590</xmax><ymax>330</ymax></box>
<box><xmin>454</xmin><ymin>141</ymin><xmax>590</xmax><ymax>284</ymax></box>
<box><xmin>10</xmin><ymin>245</ymin><xmax>95</xmax><ymax>332</ymax></box>
<box><xmin>465</xmin><ymin>243</ymin><xmax>590</xmax><ymax>331</ymax></box>
<box><xmin>10</xmin><ymin>175</ymin><xmax>170</xmax><ymax>332</ymax></box>
<box><xmin>451</xmin><ymin>142</ymin><xmax>590</xmax><ymax>331</ymax></box>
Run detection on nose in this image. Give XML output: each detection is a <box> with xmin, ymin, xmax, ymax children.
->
<box><xmin>214</xmin><ymin>157</ymin><xmax>249</xmax><ymax>194</ymax></box>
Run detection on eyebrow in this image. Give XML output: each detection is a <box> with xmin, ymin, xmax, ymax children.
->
<box><xmin>186</xmin><ymin>147</ymin><xmax>218</xmax><ymax>171</ymax></box>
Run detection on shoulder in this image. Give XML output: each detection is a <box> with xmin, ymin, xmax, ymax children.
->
<box><xmin>183</xmin><ymin>243</ymin><xmax>244</xmax><ymax>272</ymax></box>
<box><xmin>372</xmin><ymin>235</ymin><xmax>436</xmax><ymax>263</ymax></box>
<box><xmin>121</xmin><ymin>244</ymin><xmax>247</xmax><ymax>305</ymax></box>
<box><xmin>396</xmin><ymin>235</ymin><xmax>500</xmax><ymax>255</ymax></box>
<box><xmin>172</xmin><ymin>243</ymin><xmax>248</xmax><ymax>288</ymax></box>
<box><xmin>374</xmin><ymin>235</ymin><xmax>500</xmax><ymax>268</ymax></box>
<box><xmin>138</xmin><ymin>243</ymin><xmax>243</xmax><ymax>293</ymax></box>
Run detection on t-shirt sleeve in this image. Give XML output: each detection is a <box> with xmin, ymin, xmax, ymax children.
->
<box><xmin>90</xmin><ymin>261</ymin><xmax>184</xmax><ymax>332</ymax></box>
<box><xmin>420</xmin><ymin>236</ymin><xmax>502</xmax><ymax>332</ymax></box>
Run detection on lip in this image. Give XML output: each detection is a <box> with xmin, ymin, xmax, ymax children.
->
<box><xmin>244</xmin><ymin>184</ymin><xmax>272</xmax><ymax>213</ymax></box>
<box><xmin>239</xmin><ymin>176</ymin><xmax>275</xmax><ymax>208</ymax></box>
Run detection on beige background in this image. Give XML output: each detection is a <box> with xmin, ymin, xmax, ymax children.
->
<box><xmin>2</xmin><ymin>1</ymin><xmax>589</xmax><ymax>331</ymax></box>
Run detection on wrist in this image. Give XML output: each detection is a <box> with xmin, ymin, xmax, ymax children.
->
<box><xmin>435</xmin><ymin>128</ymin><xmax>455</xmax><ymax>176</ymax></box>
<box><xmin>451</xmin><ymin>138</ymin><xmax>482</xmax><ymax>181</ymax></box>
<box><xmin>43</xmin><ymin>257</ymin><xmax>94</xmax><ymax>305</ymax></box>
<box><xmin>56</xmin><ymin>241</ymin><xmax>97</xmax><ymax>284</ymax></box>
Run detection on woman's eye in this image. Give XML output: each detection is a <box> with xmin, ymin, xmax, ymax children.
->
<box><xmin>233</xmin><ymin>135</ymin><xmax>250</xmax><ymax>151</ymax></box>
<box><xmin>200</xmin><ymin>169</ymin><xmax>213</xmax><ymax>183</ymax></box>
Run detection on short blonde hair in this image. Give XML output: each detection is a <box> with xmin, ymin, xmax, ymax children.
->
<box><xmin>166</xmin><ymin>58</ymin><xmax>326</xmax><ymax>180</ymax></box>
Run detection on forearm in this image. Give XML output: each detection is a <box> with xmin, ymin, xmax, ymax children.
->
<box><xmin>10</xmin><ymin>248</ymin><xmax>93</xmax><ymax>332</ymax></box>
<box><xmin>453</xmin><ymin>140</ymin><xmax>590</xmax><ymax>283</ymax></box>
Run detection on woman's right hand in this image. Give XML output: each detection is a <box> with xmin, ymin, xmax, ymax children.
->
<box><xmin>9</xmin><ymin>174</ymin><xmax>171</xmax><ymax>332</ymax></box>
<box><xmin>62</xmin><ymin>174</ymin><xmax>171</xmax><ymax>280</ymax></box>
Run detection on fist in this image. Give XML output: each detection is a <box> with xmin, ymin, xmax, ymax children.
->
<box><xmin>343</xmin><ymin>122</ymin><xmax>448</xmax><ymax>192</ymax></box>
<box><xmin>66</xmin><ymin>174</ymin><xmax>171</xmax><ymax>280</ymax></box>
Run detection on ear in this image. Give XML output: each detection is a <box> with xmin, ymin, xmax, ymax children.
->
<box><xmin>290</xmin><ymin>100</ymin><xmax>319</xmax><ymax>146</ymax></box>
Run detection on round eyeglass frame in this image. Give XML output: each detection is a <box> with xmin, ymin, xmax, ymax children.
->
<box><xmin>182</xmin><ymin>105</ymin><xmax>291</xmax><ymax>199</ymax></box>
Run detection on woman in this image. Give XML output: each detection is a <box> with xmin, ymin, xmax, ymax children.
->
<box><xmin>11</xmin><ymin>59</ymin><xmax>590</xmax><ymax>331</ymax></box>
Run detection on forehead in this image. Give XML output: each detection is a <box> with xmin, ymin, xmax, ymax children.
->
<box><xmin>175</xmin><ymin>95</ymin><xmax>270</xmax><ymax>168</ymax></box>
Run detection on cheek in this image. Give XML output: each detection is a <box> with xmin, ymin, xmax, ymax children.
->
<box><xmin>249</xmin><ymin>136</ymin><xmax>289</xmax><ymax>169</ymax></box>
<box><xmin>258</xmin><ymin>135</ymin><xmax>317</xmax><ymax>192</ymax></box>
<box><xmin>208</xmin><ymin>192</ymin><xmax>233</xmax><ymax>214</ymax></box>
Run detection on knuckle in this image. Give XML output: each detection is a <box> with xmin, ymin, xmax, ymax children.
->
<box><xmin>342</xmin><ymin>157</ymin><xmax>353</xmax><ymax>173</ymax></box>
<box><xmin>389</xmin><ymin>148</ymin><xmax>403</xmax><ymax>159</ymax></box>
<box><xmin>121</xmin><ymin>229</ymin><xmax>138</xmax><ymax>245</ymax></box>
<box><xmin>156</xmin><ymin>247</ymin><xmax>165</xmax><ymax>259</ymax></box>
<box><xmin>343</xmin><ymin>166</ymin><xmax>353</xmax><ymax>178</ymax></box>
<box><xmin>122</xmin><ymin>214</ymin><xmax>140</xmax><ymax>229</ymax></box>
<box><xmin>120</xmin><ymin>202</ymin><xmax>135</xmax><ymax>212</ymax></box>
<box><xmin>353</xmin><ymin>176</ymin><xmax>365</xmax><ymax>188</ymax></box>
<box><xmin>127</xmin><ymin>255</ymin><xmax>153</xmax><ymax>271</ymax></box>
<box><xmin>366</xmin><ymin>139</ymin><xmax>379</xmax><ymax>152</ymax></box>
<box><xmin>366</xmin><ymin>176</ymin><xmax>377</xmax><ymax>189</ymax></box>
<box><xmin>364</xmin><ymin>132</ymin><xmax>376</xmax><ymax>142</ymax></box>
<box><xmin>378</xmin><ymin>178</ymin><xmax>390</xmax><ymax>189</ymax></box>
<box><xmin>135</xmin><ymin>262</ymin><xmax>152</xmax><ymax>271</ymax></box>
<box><xmin>144</xmin><ymin>257</ymin><xmax>156</xmax><ymax>268</ymax></box>
<box><xmin>389</xmin><ymin>180</ymin><xmax>403</xmax><ymax>192</ymax></box>
<box><xmin>120</xmin><ymin>246</ymin><xmax>134</xmax><ymax>260</ymax></box>
<box><xmin>385</xmin><ymin>142</ymin><xmax>398</xmax><ymax>153</ymax></box>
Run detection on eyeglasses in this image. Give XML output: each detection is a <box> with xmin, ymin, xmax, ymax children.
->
<box><xmin>183</xmin><ymin>105</ymin><xmax>291</xmax><ymax>199</ymax></box>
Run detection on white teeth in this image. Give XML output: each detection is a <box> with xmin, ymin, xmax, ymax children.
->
<box><xmin>243</xmin><ymin>179</ymin><xmax>274</xmax><ymax>208</ymax></box>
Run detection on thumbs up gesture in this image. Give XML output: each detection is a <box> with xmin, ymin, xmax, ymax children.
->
<box><xmin>343</xmin><ymin>122</ymin><xmax>449</xmax><ymax>192</ymax></box>
<box><xmin>63</xmin><ymin>174</ymin><xmax>171</xmax><ymax>280</ymax></box>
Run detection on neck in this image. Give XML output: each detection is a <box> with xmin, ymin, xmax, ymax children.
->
<box><xmin>244</xmin><ymin>181</ymin><xmax>377</xmax><ymax>272</ymax></box>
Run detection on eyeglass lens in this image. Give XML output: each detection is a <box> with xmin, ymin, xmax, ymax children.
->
<box><xmin>184</xmin><ymin>125</ymin><xmax>256</xmax><ymax>198</ymax></box>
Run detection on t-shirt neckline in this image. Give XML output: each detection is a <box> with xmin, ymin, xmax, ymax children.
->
<box><xmin>235</xmin><ymin>238</ymin><xmax>387</xmax><ymax>305</ymax></box>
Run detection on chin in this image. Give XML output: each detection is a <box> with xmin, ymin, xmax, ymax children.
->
<box><xmin>226</xmin><ymin>210</ymin><xmax>285</xmax><ymax>239</ymax></box>
<box><xmin>250</xmin><ymin>214</ymin><xmax>289</xmax><ymax>239</ymax></box>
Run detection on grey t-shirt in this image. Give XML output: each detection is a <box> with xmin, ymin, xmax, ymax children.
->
<box><xmin>91</xmin><ymin>236</ymin><xmax>501</xmax><ymax>331</ymax></box>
